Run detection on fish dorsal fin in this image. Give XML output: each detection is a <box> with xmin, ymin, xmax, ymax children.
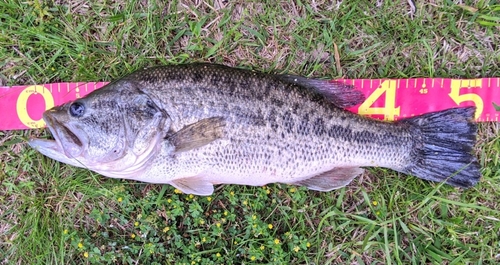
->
<box><xmin>170</xmin><ymin>177</ymin><xmax>214</xmax><ymax>195</ymax></box>
<box><xmin>278</xmin><ymin>75</ymin><xmax>365</xmax><ymax>108</ymax></box>
<box><xmin>168</xmin><ymin>117</ymin><xmax>226</xmax><ymax>153</ymax></box>
<box><xmin>293</xmin><ymin>167</ymin><xmax>364</xmax><ymax>191</ymax></box>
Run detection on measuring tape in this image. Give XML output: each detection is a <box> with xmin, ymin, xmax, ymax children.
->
<box><xmin>0</xmin><ymin>78</ymin><xmax>499</xmax><ymax>130</ymax></box>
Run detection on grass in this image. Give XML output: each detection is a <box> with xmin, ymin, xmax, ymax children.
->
<box><xmin>1</xmin><ymin>0</ymin><xmax>500</xmax><ymax>264</ymax></box>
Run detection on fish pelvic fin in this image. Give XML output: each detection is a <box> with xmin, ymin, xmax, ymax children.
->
<box><xmin>277</xmin><ymin>75</ymin><xmax>365</xmax><ymax>108</ymax></box>
<box><xmin>399</xmin><ymin>107</ymin><xmax>481</xmax><ymax>188</ymax></box>
<box><xmin>292</xmin><ymin>167</ymin><xmax>364</xmax><ymax>191</ymax></box>
<box><xmin>170</xmin><ymin>177</ymin><xmax>215</xmax><ymax>196</ymax></box>
<box><xmin>168</xmin><ymin>117</ymin><xmax>226</xmax><ymax>153</ymax></box>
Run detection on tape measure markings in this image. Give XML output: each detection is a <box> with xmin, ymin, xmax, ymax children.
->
<box><xmin>1</xmin><ymin>78</ymin><xmax>499</xmax><ymax>130</ymax></box>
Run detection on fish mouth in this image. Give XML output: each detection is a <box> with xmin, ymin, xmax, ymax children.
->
<box><xmin>29</xmin><ymin>110</ymin><xmax>87</xmax><ymax>161</ymax></box>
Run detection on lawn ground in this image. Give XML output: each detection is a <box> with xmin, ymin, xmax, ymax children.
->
<box><xmin>1</xmin><ymin>1</ymin><xmax>499</xmax><ymax>264</ymax></box>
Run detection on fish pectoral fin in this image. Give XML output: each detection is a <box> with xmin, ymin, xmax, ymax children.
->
<box><xmin>293</xmin><ymin>167</ymin><xmax>364</xmax><ymax>191</ymax></box>
<box><xmin>277</xmin><ymin>75</ymin><xmax>365</xmax><ymax>108</ymax></box>
<box><xmin>168</xmin><ymin>117</ymin><xmax>226</xmax><ymax>153</ymax></box>
<box><xmin>170</xmin><ymin>177</ymin><xmax>214</xmax><ymax>196</ymax></box>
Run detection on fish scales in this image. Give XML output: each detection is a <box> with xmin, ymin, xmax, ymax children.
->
<box><xmin>29</xmin><ymin>63</ymin><xmax>481</xmax><ymax>195</ymax></box>
<box><xmin>126</xmin><ymin>64</ymin><xmax>412</xmax><ymax>182</ymax></box>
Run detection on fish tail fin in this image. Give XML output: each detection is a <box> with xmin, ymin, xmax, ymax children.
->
<box><xmin>399</xmin><ymin>107</ymin><xmax>481</xmax><ymax>188</ymax></box>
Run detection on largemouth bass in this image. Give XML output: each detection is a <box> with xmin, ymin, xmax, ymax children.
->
<box><xmin>29</xmin><ymin>63</ymin><xmax>481</xmax><ymax>195</ymax></box>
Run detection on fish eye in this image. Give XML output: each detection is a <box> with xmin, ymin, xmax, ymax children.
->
<box><xmin>69</xmin><ymin>102</ymin><xmax>85</xmax><ymax>117</ymax></box>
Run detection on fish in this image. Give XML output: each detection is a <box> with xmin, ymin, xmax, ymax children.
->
<box><xmin>29</xmin><ymin>63</ymin><xmax>481</xmax><ymax>195</ymax></box>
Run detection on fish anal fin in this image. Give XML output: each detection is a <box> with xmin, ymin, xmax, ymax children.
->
<box><xmin>169</xmin><ymin>117</ymin><xmax>226</xmax><ymax>153</ymax></box>
<box><xmin>278</xmin><ymin>75</ymin><xmax>365</xmax><ymax>108</ymax></box>
<box><xmin>170</xmin><ymin>177</ymin><xmax>214</xmax><ymax>196</ymax></box>
<box><xmin>293</xmin><ymin>167</ymin><xmax>364</xmax><ymax>191</ymax></box>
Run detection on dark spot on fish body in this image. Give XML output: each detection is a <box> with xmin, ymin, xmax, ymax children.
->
<box><xmin>267</xmin><ymin>108</ymin><xmax>279</xmax><ymax>131</ymax></box>
<box><xmin>226</xmin><ymin>83</ymin><xmax>236</xmax><ymax>97</ymax></box>
<box><xmin>182</xmin><ymin>86</ymin><xmax>195</xmax><ymax>97</ymax></box>
<box><xmin>253</xmin><ymin>93</ymin><xmax>264</xmax><ymax>101</ymax></box>
<box><xmin>355</xmin><ymin>130</ymin><xmax>374</xmax><ymax>144</ymax></box>
<box><xmin>239</xmin><ymin>79</ymin><xmax>250</xmax><ymax>89</ymax></box>
<box><xmin>232</xmin><ymin>106</ymin><xmax>243</xmax><ymax>117</ymax></box>
<box><xmin>282</xmin><ymin>111</ymin><xmax>295</xmax><ymax>134</ymax></box>
<box><xmin>192</xmin><ymin>71</ymin><xmax>204</xmax><ymax>83</ymax></box>
<box><xmin>292</xmin><ymin>103</ymin><xmax>301</xmax><ymax>115</ymax></box>
<box><xmin>328</xmin><ymin>125</ymin><xmax>350</xmax><ymax>139</ymax></box>
<box><xmin>251</xmin><ymin>82</ymin><xmax>265</xmax><ymax>101</ymax></box>
<box><xmin>313</xmin><ymin>118</ymin><xmax>326</xmax><ymax>136</ymax></box>
<box><xmin>297</xmin><ymin>113</ymin><xmax>310</xmax><ymax>136</ymax></box>
<box><xmin>223</xmin><ymin>78</ymin><xmax>238</xmax><ymax>97</ymax></box>
<box><xmin>212</xmin><ymin>86</ymin><xmax>225</xmax><ymax>97</ymax></box>
<box><xmin>251</xmin><ymin>108</ymin><xmax>266</xmax><ymax>127</ymax></box>
<box><xmin>264</xmin><ymin>82</ymin><xmax>273</xmax><ymax>97</ymax></box>
<box><xmin>310</xmin><ymin>93</ymin><xmax>324</xmax><ymax>103</ymax></box>
<box><xmin>210</xmin><ymin>73</ymin><xmax>223</xmax><ymax>87</ymax></box>
<box><xmin>218</xmin><ymin>101</ymin><xmax>228</xmax><ymax>110</ymax></box>
<box><xmin>271</xmin><ymin>98</ymin><xmax>284</xmax><ymax>107</ymax></box>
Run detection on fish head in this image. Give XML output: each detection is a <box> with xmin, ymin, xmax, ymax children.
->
<box><xmin>29</xmin><ymin>80</ymin><xmax>171</xmax><ymax>177</ymax></box>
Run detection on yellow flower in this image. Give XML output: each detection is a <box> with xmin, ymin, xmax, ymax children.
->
<box><xmin>260</xmin><ymin>245</ymin><xmax>265</xmax><ymax>250</ymax></box>
<box><xmin>77</xmin><ymin>242</ymin><xmax>83</xmax><ymax>248</ymax></box>
<box><xmin>216</xmin><ymin>253</ymin><xmax>221</xmax><ymax>257</ymax></box>
<box><xmin>266</xmin><ymin>189</ymin><xmax>270</xmax><ymax>194</ymax></box>
<box><xmin>251</xmin><ymin>256</ymin><xmax>256</xmax><ymax>261</ymax></box>
<box><xmin>83</xmin><ymin>252</ymin><xmax>89</xmax><ymax>258</ymax></box>
<box><xmin>63</xmin><ymin>229</ymin><xmax>68</xmax><ymax>235</ymax></box>
<box><xmin>216</xmin><ymin>222</ymin><xmax>221</xmax><ymax>228</ymax></box>
<box><xmin>306</xmin><ymin>242</ymin><xmax>311</xmax><ymax>248</ymax></box>
<box><xmin>243</xmin><ymin>200</ymin><xmax>248</xmax><ymax>206</ymax></box>
<box><xmin>163</xmin><ymin>226</ymin><xmax>170</xmax><ymax>233</ymax></box>
<box><xmin>289</xmin><ymin>187</ymin><xmax>296</xmax><ymax>193</ymax></box>
<box><xmin>274</xmin><ymin>238</ymin><xmax>280</xmax><ymax>244</ymax></box>
<box><xmin>268</xmin><ymin>224</ymin><xmax>273</xmax><ymax>229</ymax></box>
<box><xmin>174</xmin><ymin>189</ymin><xmax>182</xmax><ymax>194</ymax></box>
<box><xmin>230</xmin><ymin>191</ymin><xmax>235</xmax><ymax>196</ymax></box>
<box><xmin>372</xmin><ymin>200</ymin><xmax>378</xmax><ymax>206</ymax></box>
<box><xmin>134</xmin><ymin>221</ymin><xmax>139</xmax><ymax>227</ymax></box>
<box><xmin>207</xmin><ymin>196</ymin><xmax>212</xmax><ymax>202</ymax></box>
<box><xmin>131</xmin><ymin>233</ymin><xmax>136</xmax><ymax>239</ymax></box>
<box><xmin>167</xmin><ymin>198</ymin><xmax>172</xmax><ymax>203</ymax></box>
<box><xmin>224</xmin><ymin>211</ymin><xmax>228</xmax><ymax>216</ymax></box>
<box><xmin>252</xmin><ymin>215</ymin><xmax>257</xmax><ymax>220</ymax></box>
<box><xmin>189</xmin><ymin>194</ymin><xmax>194</xmax><ymax>199</ymax></box>
<box><xmin>202</xmin><ymin>237</ymin><xmax>206</xmax><ymax>243</ymax></box>
<box><xmin>294</xmin><ymin>246</ymin><xmax>300</xmax><ymax>252</ymax></box>
<box><xmin>199</xmin><ymin>219</ymin><xmax>205</xmax><ymax>225</ymax></box>
<box><xmin>117</xmin><ymin>197</ymin><xmax>123</xmax><ymax>203</ymax></box>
